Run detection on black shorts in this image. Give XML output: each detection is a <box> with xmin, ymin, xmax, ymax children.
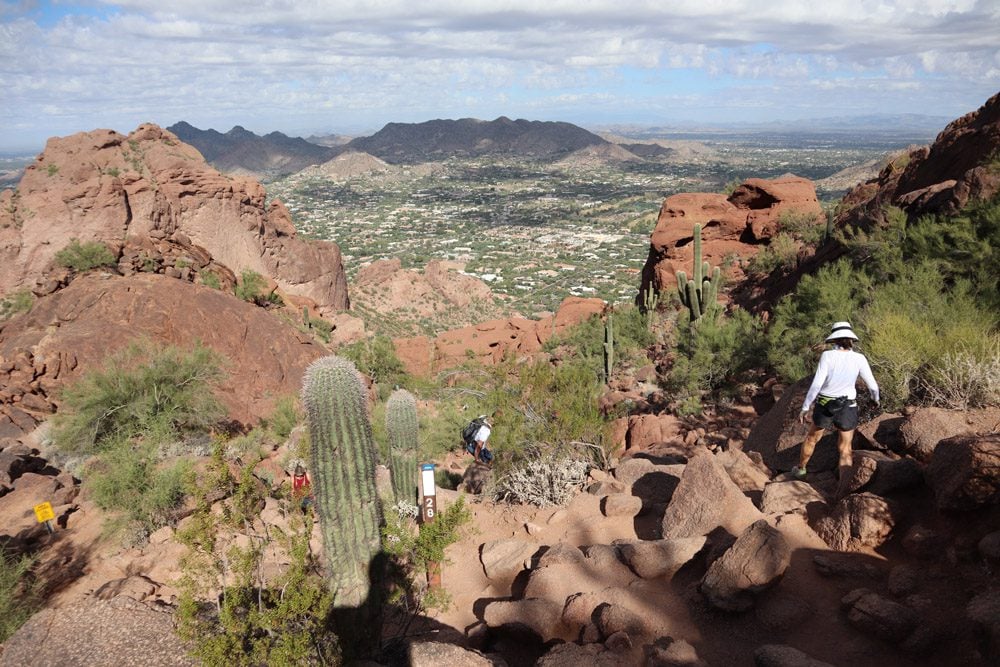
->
<box><xmin>812</xmin><ymin>396</ymin><xmax>859</xmax><ymax>431</ymax></box>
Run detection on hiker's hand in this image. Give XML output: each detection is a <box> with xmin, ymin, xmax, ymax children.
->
<box><xmin>798</xmin><ymin>410</ymin><xmax>808</xmax><ymax>425</ymax></box>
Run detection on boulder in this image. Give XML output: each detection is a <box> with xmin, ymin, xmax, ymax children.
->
<box><xmin>535</xmin><ymin>642</ymin><xmax>622</xmax><ymax>667</ymax></box>
<box><xmin>601</xmin><ymin>493</ymin><xmax>642</xmax><ymax>518</ymax></box>
<box><xmin>408</xmin><ymin>641</ymin><xmax>507</xmax><ymax>667</ymax></box>
<box><xmin>618</xmin><ymin>537</ymin><xmax>705</xmax><ymax>579</ymax></box>
<box><xmin>926</xmin><ymin>433</ymin><xmax>1000</xmax><ymax>510</ymax></box>
<box><xmin>978</xmin><ymin>531</ymin><xmax>1000</xmax><ymax>560</ymax></box>
<box><xmin>596</xmin><ymin>602</ymin><xmax>649</xmax><ymax>639</ymax></box>
<box><xmin>480</xmin><ymin>539</ymin><xmax>536</xmax><ymax>583</ymax></box>
<box><xmin>753</xmin><ymin>644</ymin><xmax>835</xmax><ymax>667</ymax></box>
<box><xmin>810</xmin><ymin>492</ymin><xmax>898</xmax><ymax>551</ymax></box>
<box><xmin>966</xmin><ymin>589</ymin><xmax>1000</xmax><ymax>658</ymax></box>
<box><xmin>482</xmin><ymin>598</ymin><xmax>565</xmax><ymax>643</ymax></box>
<box><xmin>854</xmin><ymin>452</ymin><xmax>923</xmax><ymax>497</ymax></box>
<box><xmin>717</xmin><ymin>448</ymin><xmax>771</xmax><ymax>492</ymax></box>
<box><xmin>646</xmin><ymin>638</ymin><xmax>707</xmax><ymax>666</ymax></box>
<box><xmin>537</xmin><ymin>543</ymin><xmax>586</xmax><ymax>568</ymax></box>
<box><xmin>759</xmin><ymin>480</ymin><xmax>825</xmax><ymax>515</ymax></box>
<box><xmin>899</xmin><ymin>407</ymin><xmax>1000</xmax><ymax>462</ymax></box>
<box><xmin>700</xmin><ymin>520</ymin><xmax>791</xmax><ymax>611</ymax></box>
<box><xmin>625</xmin><ymin>413</ymin><xmax>682</xmax><ymax>450</ymax></box>
<box><xmin>661</xmin><ymin>451</ymin><xmax>763</xmax><ymax>539</ymax></box>
<box><xmin>856</xmin><ymin>413</ymin><xmax>905</xmax><ymax>452</ymax></box>
<box><xmin>842</xmin><ymin>589</ymin><xmax>919</xmax><ymax>644</ymax></box>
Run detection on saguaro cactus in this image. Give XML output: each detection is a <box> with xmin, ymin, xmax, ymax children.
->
<box><xmin>675</xmin><ymin>223</ymin><xmax>722</xmax><ymax>323</ymax></box>
<box><xmin>386</xmin><ymin>389</ymin><xmax>419</xmax><ymax>505</ymax></box>
<box><xmin>301</xmin><ymin>355</ymin><xmax>382</xmax><ymax>652</ymax></box>
<box><xmin>603</xmin><ymin>310</ymin><xmax>614</xmax><ymax>382</ymax></box>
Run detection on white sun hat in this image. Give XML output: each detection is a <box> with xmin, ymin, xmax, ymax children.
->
<box><xmin>825</xmin><ymin>321</ymin><xmax>860</xmax><ymax>341</ymax></box>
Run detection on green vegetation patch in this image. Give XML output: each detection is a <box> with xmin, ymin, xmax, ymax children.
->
<box><xmin>54</xmin><ymin>239</ymin><xmax>117</xmax><ymax>272</ymax></box>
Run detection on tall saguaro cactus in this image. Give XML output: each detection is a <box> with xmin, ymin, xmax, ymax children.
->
<box><xmin>603</xmin><ymin>310</ymin><xmax>614</xmax><ymax>382</ymax></box>
<box><xmin>301</xmin><ymin>355</ymin><xmax>382</xmax><ymax>654</ymax></box>
<box><xmin>385</xmin><ymin>389</ymin><xmax>419</xmax><ymax>505</ymax></box>
<box><xmin>675</xmin><ymin>223</ymin><xmax>722</xmax><ymax>324</ymax></box>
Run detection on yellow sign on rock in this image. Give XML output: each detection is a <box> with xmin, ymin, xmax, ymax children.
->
<box><xmin>34</xmin><ymin>501</ymin><xmax>55</xmax><ymax>524</ymax></box>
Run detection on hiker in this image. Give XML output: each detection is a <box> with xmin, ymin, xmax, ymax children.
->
<box><xmin>291</xmin><ymin>464</ymin><xmax>313</xmax><ymax>511</ymax></box>
<box><xmin>795</xmin><ymin>321</ymin><xmax>879</xmax><ymax>480</ymax></box>
<box><xmin>462</xmin><ymin>414</ymin><xmax>494</xmax><ymax>465</ymax></box>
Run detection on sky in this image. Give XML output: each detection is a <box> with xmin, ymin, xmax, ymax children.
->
<box><xmin>1</xmin><ymin>1</ymin><xmax>999</xmax><ymax>151</ymax></box>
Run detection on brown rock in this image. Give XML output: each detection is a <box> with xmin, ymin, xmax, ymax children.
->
<box><xmin>759</xmin><ymin>480</ymin><xmax>825</xmax><ymax>515</ymax></box>
<box><xmin>600</xmin><ymin>493</ymin><xmax>642</xmax><ymax>518</ymax></box>
<box><xmin>537</xmin><ymin>543</ymin><xmax>585</xmax><ymax>568</ymax></box>
<box><xmin>479</xmin><ymin>539</ymin><xmax>536</xmax><ymax>582</ymax></box>
<box><xmin>536</xmin><ymin>642</ymin><xmax>621</xmax><ymax>667</ymax></box>
<box><xmin>618</xmin><ymin>537</ymin><xmax>705</xmax><ymax>579</ymax></box>
<box><xmin>1</xmin><ymin>124</ymin><xmax>348</xmax><ymax>314</ymax></box>
<box><xmin>0</xmin><ymin>273</ymin><xmax>327</xmax><ymax>425</ymax></box>
<box><xmin>700</xmin><ymin>520</ymin><xmax>791</xmax><ymax>611</ymax></box>
<box><xmin>753</xmin><ymin>644</ymin><xmax>835</xmax><ymax>667</ymax></box>
<box><xmin>661</xmin><ymin>451</ymin><xmax>763</xmax><ymax>539</ymax></box>
<box><xmin>596</xmin><ymin>602</ymin><xmax>648</xmax><ymax>638</ymax></box>
<box><xmin>843</xmin><ymin>589</ymin><xmax>919</xmax><ymax>644</ymax></box>
<box><xmin>625</xmin><ymin>413</ymin><xmax>682</xmax><ymax>450</ymax></box>
<box><xmin>717</xmin><ymin>447</ymin><xmax>771</xmax><ymax>492</ymax></box>
<box><xmin>647</xmin><ymin>638</ymin><xmax>707</xmax><ymax>666</ymax></box>
<box><xmin>898</xmin><ymin>407</ymin><xmax>1000</xmax><ymax>461</ymax></box>
<box><xmin>811</xmin><ymin>493</ymin><xmax>898</xmax><ymax>551</ymax></box>
<box><xmin>482</xmin><ymin>598</ymin><xmax>565</xmax><ymax>642</ymax></box>
<box><xmin>926</xmin><ymin>433</ymin><xmax>1000</xmax><ymax>510</ymax></box>
<box><xmin>408</xmin><ymin>641</ymin><xmax>506</xmax><ymax>667</ymax></box>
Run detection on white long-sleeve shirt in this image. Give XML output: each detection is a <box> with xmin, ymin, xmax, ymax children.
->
<box><xmin>801</xmin><ymin>349</ymin><xmax>880</xmax><ymax>412</ymax></box>
<box><xmin>473</xmin><ymin>424</ymin><xmax>492</xmax><ymax>443</ymax></box>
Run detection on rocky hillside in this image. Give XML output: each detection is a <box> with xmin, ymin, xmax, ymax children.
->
<box><xmin>167</xmin><ymin>121</ymin><xmax>338</xmax><ymax>179</ymax></box>
<box><xmin>0</xmin><ymin>123</ymin><xmax>349</xmax><ymax>317</ymax></box>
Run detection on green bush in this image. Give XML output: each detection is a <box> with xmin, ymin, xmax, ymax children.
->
<box><xmin>747</xmin><ymin>233</ymin><xmax>800</xmax><ymax>276</ymax></box>
<box><xmin>234</xmin><ymin>270</ymin><xmax>282</xmax><ymax>307</ymax></box>
<box><xmin>860</xmin><ymin>263</ymin><xmax>998</xmax><ymax>410</ymax></box>
<box><xmin>340</xmin><ymin>335</ymin><xmax>408</xmax><ymax>397</ymax></box>
<box><xmin>0</xmin><ymin>549</ymin><xmax>38</xmax><ymax>643</ymax></box>
<box><xmin>54</xmin><ymin>239</ymin><xmax>117</xmax><ymax>272</ymax></box>
<box><xmin>0</xmin><ymin>289</ymin><xmax>33</xmax><ymax>321</ymax></box>
<box><xmin>767</xmin><ymin>259</ymin><xmax>872</xmax><ymax>382</ymax></box>
<box><xmin>543</xmin><ymin>305</ymin><xmax>654</xmax><ymax>376</ymax></box>
<box><xmin>667</xmin><ymin>308</ymin><xmax>767</xmax><ymax>414</ymax></box>
<box><xmin>86</xmin><ymin>443</ymin><xmax>194</xmax><ymax>536</ymax></box>
<box><xmin>265</xmin><ymin>395</ymin><xmax>300</xmax><ymax>441</ymax></box>
<box><xmin>53</xmin><ymin>341</ymin><xmax>225</xmax><ymax>454</ymax></box>
<box><xmin>199</xmin><ymin>271</ymin><xmax>222</xmax><ymax>290</ymax></box>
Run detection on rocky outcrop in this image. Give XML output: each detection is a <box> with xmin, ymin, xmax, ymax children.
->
<box><xmin>394</xmin><ymin>296</ymin><xmax>605</xmax><ymax>375</ymax></box>
<box><xmin>660</xmin><ymin>451</ymin><xmax>763</xmax><ymax>539</ymax></box>
<box><xmin>926</xmin><ymin>433</ymin><xmax>1000</xmax><ymax>510</ymax></box>
<box><xmin>639</xmin><ymin>176</ymin><xmax>823</xmax><ymax>299</ymax></box>
<box><xmin>0</xmin><ymin>124</ymin><xmax>349</xmax><ymax>316</ymax></box>
<box><xmin>838</xmin><ymin>91</ymin><xmax>1000</xmax><ymax>227</ymax></box>
<box><xmin>0</xmin><ymin>273</ymin><xmax>327</xmax><ymax>433</ymax></box>
<box><xmin>700</xmin><ymin>520</ymin><xmax>791</xmax><ymax>611</ymax></box>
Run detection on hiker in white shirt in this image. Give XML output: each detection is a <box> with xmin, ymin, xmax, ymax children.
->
<box><xmin>473</xmin><ymin>416</ymin><xmax>493</xmax><ymax>465</ymax></box>
<box><xmin>794</xmin><ymin>321</ymin><xmax>880</xmax><ymax>480</ymax></box>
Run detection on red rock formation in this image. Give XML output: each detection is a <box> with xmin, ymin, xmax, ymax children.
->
<box><xmin>839</xmin><ymin>91</ymin><xmax>1000</xmax><ymax>226</ymax></box>
<box><xmin>393</xmin><ymin>296</ymin><xmax>605</xmax><ymax>375</ymax></box>
<box><xmin>640</xmin><ymin>175</ymin><xmax>823</xmax><ymax>299</ymax></box>
<box><xmin>0</xmin><ymin>124</ymin><xmax>348</xmax><ymax>315</ymax></box>
<box><xmin>0</xmin><ymin>273</ymin><xmax>328</xmax><ymax>437</ymax></box>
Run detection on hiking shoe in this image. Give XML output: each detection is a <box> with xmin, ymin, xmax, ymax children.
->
<box><xmin>791</xmin><ymin>466</ymin><xmax>807</xmax><ymax>479</ymax></box>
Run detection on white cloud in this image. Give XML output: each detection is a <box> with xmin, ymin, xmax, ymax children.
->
<box><xmin>0</xmin><ymin>1</ymin><xmax>998</xmax><ymax>148</ymax></box>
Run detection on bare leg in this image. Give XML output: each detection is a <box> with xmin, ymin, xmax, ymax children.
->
<box><xmin>837</xmin><ymin>429</ymin><xmax>855</xmax><ymax>468</ymax></box>
<box><xmin>799</xmin><ymin>424</ymin><xmax>825</xmax><ymax>469</ymax></box>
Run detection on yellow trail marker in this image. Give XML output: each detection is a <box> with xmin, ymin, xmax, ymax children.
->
<box><xmin>34</xmin><ymin>501</ymin><xmax>55</xmax><ymax>524</ymax></box>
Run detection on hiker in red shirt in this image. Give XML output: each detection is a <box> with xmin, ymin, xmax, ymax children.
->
<box><xmin>292</xmin><ymin>464</ymin><xmax>313</xmax><ymax>511</ymax></box>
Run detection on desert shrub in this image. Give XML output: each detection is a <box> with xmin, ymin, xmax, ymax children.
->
<box><xmin>0</xmin><ymin>549</ymin><xmax>38</xmax><ymax>643</ymax></box>
<box><xmin>52</xmin><ymin>341</ymin><xmax>225</xmax><ymax>454</ymax></box>
<box><xmin>767</xmin><ymin>259</ymin><xmax>872</xmax><ymax>382</ymax></box>
<box><xmin>54</xmin><ymin>238</ymin><xmax>117</xmax><ymax>272</ymax></box>
<box><xmin>488</xmin><ymin>453</ymin><xmax>589</xmax><ymax>507</ymax></box>
<box><xmin>543</xmin><ymin>305</ymin><xmax>655</xmax><ymax>375</ymax></box>
<box><xmin>382</xmin><ymin>495</ymin><xmax>470</xmax><ymax>572</ymax></box>
<box><xmin>198</xmin><ymin>271</ymin><xmax>222</xmax><ymax>290</ymax></box>
<box><xmin>666</xmin><ymin>307</ymin><xmax>767</xmax><ymax>415</ymax></box>
<box><xmin>778</xmin><ymin>209</ymin><xmax>826</xmax><ymax>245</ymax></box>
<box><xmin>746</xmin><ymin>233</ymin><xmax>799</xmax><ymax>276</ymax></box>
<box><xmin>340</xmin><ymin>335</ymin><xmax>408</xmax><ymax>397</ymax></box>
<box><xmin>234</xmin><ymin>270</ymin><xmax>282</xmax><ymax>307</ymax></box>
<box><xmin>264</xmin><ymin>395</ymin><xmax>300</xmax><ymax>441</ymax></box>
<box><xmin>177</xmin><ymin>457</ymin><xmax>338</xmax><ymax>666</ymax></box>
<box><xmin>0</xmin><ymin>289</ymin><xmax>33</xmax><ymax>321</ymax></box>
<box><xmin>85</xmin><ymin>443</ymin><xmax>195</xmax><ymax>537</ymax></box>
<box><xmin>860</xmin><ymin>263</ymin><xmax>997</xmax><ymax>410</ymax></box>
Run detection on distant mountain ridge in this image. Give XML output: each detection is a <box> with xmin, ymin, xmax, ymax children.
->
<box><xmin>342</xmin><ymin>116</ymin><xmax>610</xmax><ymax>164</ymax></box>
<box><xmin>167</xmin><ymin>121</ymin><xmax>337</xmax><ymax>179</ymax></box>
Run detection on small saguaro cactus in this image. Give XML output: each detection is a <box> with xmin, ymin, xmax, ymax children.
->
<box><xmin>385</xmin><ymin>388</ymin><xmax>419</xmax><ymax>505</ymax></box>
<box><xmin>675</xmin><ymin>223</ymin><xmax>722</xmax><ymax>324</ymax></box>
<box><xmin>603</xmin><ymin>309</ymin><xmax>614</xmax><ymax>382</ymax></box>
<box><xmin>301</xmin><ymin>355</ymin><xmax>383</xmax><ymax>653</ymax></box>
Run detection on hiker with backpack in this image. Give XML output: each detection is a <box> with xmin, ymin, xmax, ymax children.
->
<box><xmin>794</xmin><ymin>321</ymin><xmax>879</xmax><ymax>482</ymax></box>
<box><xmin>462</xmin><ymin>414</ymin><xmax>494</xmax><ymax>466</ymax></box>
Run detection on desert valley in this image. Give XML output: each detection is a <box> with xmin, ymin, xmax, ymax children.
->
<box><xmin>1</xmin><ymin>88</ymin><xmax>999</xmax><ymax>667</ymax></box>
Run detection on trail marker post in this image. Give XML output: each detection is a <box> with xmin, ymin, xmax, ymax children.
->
<box><xmin>34</xmin><ymin>501</ymin><xmax>55</xmax><ymax>534</ymax></box>
<box><xmin>420</xmin><ymin>463</ymin><xmax>441</xmax><ymax>588</ymax></box>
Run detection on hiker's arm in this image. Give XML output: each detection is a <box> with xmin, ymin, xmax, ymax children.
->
<box><xmin>801</xmin><ymin>354</ymin><xmax>829</xmax><ymax>413</ymax></box>
<box><xmin>859</xmin><ymin>356</ymin><xmax>879</xmax><ymax>403</ymax></box>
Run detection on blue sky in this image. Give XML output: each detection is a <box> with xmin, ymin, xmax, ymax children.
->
<box><xmin>1</xmin><ymin>1</ymin><xmax>998</xmax><ymax>151</ymax></box>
